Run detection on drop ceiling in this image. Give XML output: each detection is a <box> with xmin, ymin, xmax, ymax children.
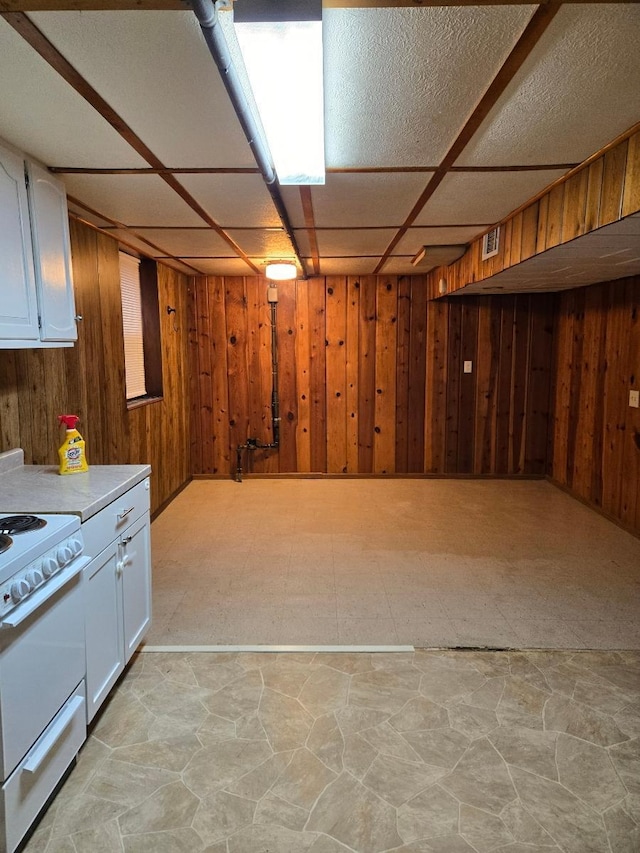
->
<box><xmin>0</xmin><ymin>2</ymin><xmax>639</xmax><ymax>287</ymax></box>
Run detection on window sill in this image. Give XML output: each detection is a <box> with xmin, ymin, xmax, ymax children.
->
<box><xmin>126</xmin><ymin>395</ymin><xmax>163</xmax><ymax>411</ymax></box>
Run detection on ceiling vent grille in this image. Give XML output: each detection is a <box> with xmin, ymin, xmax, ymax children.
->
<box><xmin>482</xmin><ymin>227</ymin><xmax>500</xmax><ymax>261</ymax></box>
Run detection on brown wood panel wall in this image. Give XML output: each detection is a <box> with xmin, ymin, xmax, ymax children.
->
<box><xmin>0</xmin><ymin>218</ymin><xmax>191</xmax><ymax>515</ymax></box>
<box><xmin>190</xmin><ymin>276</ymin><xmax>554</xmax><ymax>477</ymax></box>
<box><xmin>428</xmin><ymin>126</ymin><xmax>640</xmax><ymax>299</ymax></box>
<box><xmin>550</xmin><ymin>275</ymin><xmax>640</xmax><ymax>534</ymax></box>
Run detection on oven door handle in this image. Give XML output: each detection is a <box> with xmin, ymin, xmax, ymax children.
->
<box><xmin>0</xmin><ymin>557</ymin><xmax>90</xmax><ymax>629</ymax></box>
<box><xmin>22</xmin><ymin>695</ymin><xmax>84</xmax><ymax>774</ymax></box>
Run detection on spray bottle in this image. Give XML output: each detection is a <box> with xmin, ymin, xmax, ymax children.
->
<box><xmin>58</xmin><ymin>415</ymin><xmax>89</xmax><ymax>475</ymax></box>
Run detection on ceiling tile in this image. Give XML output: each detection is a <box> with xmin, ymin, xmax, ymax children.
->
<box><xmin>457</xmin><ymin>6</ymin><xmax>640</xmax><ymax>167</ymax></box>
<box><xmin>0</xmin><ymin>18</ymin><xmax>146</xmax><ymax>168</ymax></box>
<box><xmin>124</xmin><ymin>228</ymin><xmax>237</xmax><ymax>258</ymax></box>
<box><xmin>190</xmin><ymin>258</ymin><xmax>256</xmax><ymax>276</ymax></box>
<box><xmin>323</xmin><ymin>5</ymin><xmax>534</xmax><ymax>168</ymax></box>
<box><xmin>177</xmin><ymin>174</ymin><xmax>280</xmax><ymax>227</ymax></box>
<box><xmin>60</xmin><ymin>174</ymin><xmax>205</xmax><ymax>227</ymax></box>
<box><xmin>315</xmin><ymin>229</ymin><xmax>397</xmax><ymax>256</ymax></box>
<box><xmin>415</xmin><ymin>170</ymin><xmax>567</xmax><ymax>226</ymax></box>
<box><xmin>319</xmin><ymin>258</ymin><xmax>378</xmax><ymax>275</ymax></box>
<box><xmin>311</xmin><ymin>173</ymin><xmax>427</xmax><ymax>227</ymax></box>
<box><xmin>29</xmin><ymin>10</ymin><xmax>255</xmax><ymax>169</ymax></box>
<box><xmin>394</xmin><ymin>226</ymin><xmax>485</xmax><ymax>256</ymax></box>
<box><xmin>226</xmin><ymin>228</ymin><xmax>298</xmax><ymax>257</ymax></box>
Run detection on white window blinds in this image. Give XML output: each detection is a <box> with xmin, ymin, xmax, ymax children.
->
<box><xmin>119</xmin><ymin>252</ymin><xmax>147</xmax><ymax>400</ymax></box>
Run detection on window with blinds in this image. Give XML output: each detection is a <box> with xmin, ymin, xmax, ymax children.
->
<box><xmin>119</xmin><ymin>252</ymin><xmax>147</xmax><ymax>400</ymax></box>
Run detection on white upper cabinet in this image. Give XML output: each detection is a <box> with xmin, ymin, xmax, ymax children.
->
<box><xmin>26</xmin><ymin>161</ymin><xmax>77</xmax><ymax>342</ymax></box>
<box><xmin>0</xmin><ymin>140</ymin><xmax>77</xmax><ymax>348</ymax></box>
<box><xmin>0</xmin><ymin>144</ymin><xmax>39</xmax><ymax>342</ymax></box>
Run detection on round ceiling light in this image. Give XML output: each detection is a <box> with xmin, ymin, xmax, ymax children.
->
<box><xmin>265</xmin><ymin>262</ymin><xmax>297</xmax><ymax>281</ymax></box>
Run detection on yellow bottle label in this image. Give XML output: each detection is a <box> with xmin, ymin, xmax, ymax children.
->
<box><xmin>58</xmin><ymin>432</ymin><xmax>89</xmax><ymax>475</ymax></box>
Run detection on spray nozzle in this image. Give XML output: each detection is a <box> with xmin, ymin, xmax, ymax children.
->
<box><xmin>58</xmin><ymin>414</ymin><xmax>80</xmax><ymax>431</ymax></box>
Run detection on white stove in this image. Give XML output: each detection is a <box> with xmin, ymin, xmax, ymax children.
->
<box><xmin>0</xmin><ymin>512</ymin><xmax>88</xmax><ymax>853</ymax></box>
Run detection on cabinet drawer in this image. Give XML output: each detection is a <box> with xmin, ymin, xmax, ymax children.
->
<box><xmin>82</xmin><ymin>478</ymin><xmax>150</xmax><ymax>557</ymax></box>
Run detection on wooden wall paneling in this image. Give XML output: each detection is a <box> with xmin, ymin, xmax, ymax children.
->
<box><xmin>276</xmin><ymin>279</ymin><xmax>298</xmax><ymax>473</ymax></box>
<box><xmin>620</xmin><ymin>279</ymin><xmax>639</xmax><ymax>527</ymax></box>
<box><xmin>456</xmin><ymin>300</ymin><xmax>479</xmax><ymax>473</ymax></box>
<box><xmin>564</xmin><ymin>288</ymin><xmax>586</xmax><ymax>490</ymax></box>
<box><xmin>187</xmin><ymin>278</ymin><xmax>203</xmax><ymax>475</ymax></box>
<box><xmin>0</xmin><ymin>352</ymin><xmax>20</xmax><ymax>450</ymax></box>
<box><xmin>244</xmin><ymin>277</ymin><xmax>272</xmax><ymax>471</ymax></box>
<box><xmin>294</xmin><ymin>280</ymin><xmax>312</xmax><ymax>472</ymax></box>
<box><xmin>358</xmin><ymin>276</ymin><xmax>377</xmax><ymax>473</ymax></box>
<box><xmin>225</xmin><ymin>277</ymin><xmax>251</xmax><ymax>474</ymax></box>
<box><xmin>308</xmin><ymin>277</ymin><xmax>327</xmax><ymax>473</ymax></box>
<box><xmin>424</xmin><ymin>299</ymin><xmax>448</xmax><ymax>473</ymax></box>
<box><xmin>96</xmin><ymin>232</ymin><xmax>128</xmax><ymax>464</ymax></box>
<box><xmin>545</xmin><ymin>183</ymin><xmax>565</xmax><ymax>249</ymax></box>
<box><xmin>509</xmin><ymin>295</ymin><xmax>531</xmax><ymax>474</ymax></box>
<box><xmin>325</xmin><ymin>276</ymin><xmax>348</xmax><ymax>473</ymax></box>
<box><xmin>407</xmin><ymin>276</ymin><xmax>427</xmax><ymax>472</ymax></box>
<box><xmin>258</xmin><ymin>279</ymin><xmax>279</xmax><ymax>472</ymax></box>
<box><xmin>535</xmin><ymin>194</ymin><xmax>549</xmax><ymax>255</ymax></box>
<box><xmin>444</xmin><ymin>300</ymin><xmax>462</xmax><ymax>473</ymax></box>
<box><xmin>599</xmin><ymin>140</ymin><xmax>628</xmax><ymax>227</ymax></box>
<box><xmin>550</xmin><ymin>290</ymin><xmax>574</xmax><ymax>483</ymax></box>
<box><xmin>509</xmin><ymin>212</ymin><xmax>523</xmax><ymax>266</ymax></box>
<box><xmin>192</xmin><ymin>278</ymin><xmax>213</xmax><ymax>474</ymax></box>
<box><xmin>346</xmin><ymin>277</ymin><xmax>360</xmax><ymax>473</ymax></box>
<box><xmin>584</xmin><ymin>158</ymin><xmax>604</xmax><ymax>233</ymax></box>
<box><xmin>520</xmin><ymin>202</ymin><xmax>539</xmax><ymax>261</ymax></box>
<box><xmin>495</xmin><ymin>296</ymin><xmax>516</xmax><ymax>473</ymax></box>
<box><xmin>373</xmin><ymin>277</ymin><xmax>398</xmax><ymax>473</ymax></box>
<box><xmin>525</xmin><ymin>293</ymin><xmax>554</xmax><ymax>476</ymax></box>
<box><xmin>209</xmin><ymin>277</ymin><xmax>230</xmax><ymax>476</ymax></box>
<box><xmin>395</xmin><ymin>275</ymin><xmax>412</xmax><ymax>472</ymax></box>
<box><xmin>561</xmin><ymin>168</ymin><xmax>589</xmax><ymax>242</ymax></box>
<box><xmin>622</xmin><ymin>131</ymin><xmax>640</xmax><ymax>217</ymax></box>
<box><xmin>474</xmin><ymin>297</ymin><xmax>502</xmax><ymax>473</ymax></box>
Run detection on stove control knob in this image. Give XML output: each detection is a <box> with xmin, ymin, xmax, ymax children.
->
<box><xmin>26</xmin><ymin>568</ymin><xmax>44</xmax><ymax>588</ymax></box>
<box><xmin>10</xmin><ymin>578</ymin><xmax>31</xmax><ymax>602</ymax></box>
<box><xmin>42</xmin><ymin>556</ymin><xmax>58</xmax><ymax>578</ymax></box>
<box><xmin>56</xmin><ymin>545</ymin><xmax>73</xmax><ymax>567</ymax></box>
<box><xmin>69</xmin><ymin>537</ymin><xmax>83</xmax><ymax>556</ymax></box>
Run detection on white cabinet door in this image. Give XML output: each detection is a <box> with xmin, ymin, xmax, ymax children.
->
<box><xmin>26</xmin><ymin>161</ymin><xmax>77</xmax><ymax>342</ymax></box>
<box><xmin>0</xmin><ymin>144</ymin><xmax>39</xmax><ymax>341</ymax></box>
<box><xmin>84</xmin><ymin>541</ymin><xmax>124</xmax><ymax>722</ymax></box>
<box><xmin>121</xmin><ymin>512</ymin><xmax>152</xmax><ymax>663</ymax></box>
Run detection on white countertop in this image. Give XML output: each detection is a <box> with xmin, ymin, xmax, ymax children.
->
<box><xmin>0</xmin><ymin>449</ymin><xmax>151</xmax><ymax>522</ymax></box>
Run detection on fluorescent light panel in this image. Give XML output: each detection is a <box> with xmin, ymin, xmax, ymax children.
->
<box><xmin>234</xmin><ymin>0</ymin><xmax>325</xmax><ymax>185</ymax></box>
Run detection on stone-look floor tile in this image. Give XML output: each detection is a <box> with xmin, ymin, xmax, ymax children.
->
<box><xmin>459</xmin><ymin>804</ymin><xmax>514</xmax><ymax>852</ymax></box>
<box><xmin>389</xmin><ymin>835</ymin><xmax>478</xmax><ymax>852</ymax></box>
<box><xmin>203</xmin><ymin>669</ymin><xmax>263</xmax><ymax>721</ymax></box>
<box><xmin>335</xmin><ymin>706</ymin><xmax>390</xmax><ymax>735</ymax></box>
<box><xmin>440</xmin><ymin>739</ymin><xmax>517</xmax><ymax>815</ymax></box>
<box><xmin>190</xmin><ymin>659</ymin><xmax>248</xmax><ymax>692</ymax></box>
<box><xmin>362</xmin><ymin>753</ymin><xmax>447</xmax><ymax>807</ymax></box>
<box><xmin>298</xmin><ymin>666</ymin><xmax>350</xmax><ymax>717</ymax></box>
<box><xmin>603</xmin><ymin>802</ymin><xmax>640</xmax><ymax>853</ymax></box>
<box><xmin>418</xmin><ymin>670</ymin><xmax>486</xmax><ymax>705</ymax></box>
<box><xmin>489</xmin><ymin>726</ymin><xmax>558</xmax><ymax>780</ymax></box>
<box><xmin>463</xmin><ymin>677</ymin><xmax>505</xmax><ymax>711</ymax></box>
<box><xmin>396</xmin><ymin>785</ymin><xmax>460</xmax><ymax>843</ymax></box>
<box><xmin>197</xmin><ymin>713</ymin><xmax>237</xmax><ymax>741</ymax></box>
<box><xmin>312</xmin><ymin>652</ymin><xmax>375</xmax><ymax>674</ymax></box>
<box><xmin>235</xmin><ymin>711</ymin><xmax>268</xmax><ymax>740</ymax></box>
<box><xmin>496</xmin><ymin>677</ymin><xmax>548</xmax><ymax>727</ymax></box>
<box><xmin>448</xmin><ymin>703</ymin><xmax>499</xmax><ymax>739</ymax></box>
<box><xmin>402</xmin><ymin>728</ymin><xmax>470</xmax><ymax>770</ymax></box>
<box><xmin>307</xmin><ymin>714</ymin><xmax>345</xmax><ymax>773</ymax></box>
<box><xmin>556</xmin><ymin>733</ymin><xmax>626</xmax><ymax>811</ymax></box>
<box><xmin>388</xmin><ymin>697</ymin><xmax>449</xmax><ymax>732</ymax></box>
<box><xmin>307</xmin><ymin>771</ymin><xmax>403</xmax><ymax>853</ymax></box>
<box><xmin>86</xmin><ymin>760</ymin><xmax>180</xmax><ymax>808</ymax></box>
<box><xmin>92</xmin><ymin>692</ymin><xmax>155</xmax><ymax>748</ymax></box>
<box><xmin>224</xmin><ymin>750</ymin><xmax>292</xmax><ymax>800</ymax></box>
<box><xmin>609</xmin><ymin>738</ymin><xmax>640</xmax><ymax>795</ymax></box>
<box><xmin>271</xmin><ymin>747</ymin><xmax>337</xmax><ymax>810</ymax></box>
<box><xmin>349</xmin><ymin>669</ymin><xmax>421</xmax><ymax>713</ymax></box>
<box><xmin>499</xmin><ymin>799</ymin><xmax>557</xmax><ymax>847</ymax></box>
<box><xmin>70</xmin><ymin>818</ymin><xmax>124</xmax><ymax>852</ymax></box>
<box><xmin>261</xmin><ymin>659</ymin><xmax>311</xmax><ymax>697</ymax></box>
<box><xmin>259</xmin><ymin>688</ymin><xmax>314</xmax><ymax>751</ymax></box>
<box><xmin>118</xmin><ymin>781</ymin><xmax>199</xmax><ymax>835</ymax></box>
<box><xmin>307</xmin><ymin>835</ymin><xmax>355</xmax><ymax>853</ymax></box>
<box><xmin>111</xmin><ymin>735</ymin><xmax>202</xmax><ymax>773</ymax></box>
<box><xmin>543</xmin><ymin>694</ymin><xmax>630</xmax><ymax>746</ymax></box>
<box><xmin>121</xmin><ymin>827</ymin><xmax>206</xmax><ymax>852</ymax></box>
<box><xmin>138</xmin><ymin>679</ymin><xmax>211</xmax><ymax>724</ymax></box>
<box><xmin>510</xmin><ymin>766</ymin><xmax>610</xmax><ymax>853</ymax></box>
<box><xmin>360</xmin><ymin>721</ymin><xmax>424</xmax><ymax>763</ymax></box>
<box><xmin>182</xmin><ymin>739</ymin><xmax>272</xmax><ymax>799</ymax></box>
<box><xmin>38</xmin><ymin>838</ymin><xmax>76</xmax><ymax>853</ymax></box>
<box><xmin>50</xmin><ymin>794</ymin><xmax>126</xmax><ymax>838</ymax></box>
<box><xmin>616</xmin><ymin>706</ymin><xmax>640</xmax><ymax>738</ymax></box>
<box><xmin>342</xmin><ymin>732</ymin><xmax>378</xmax><ymax>779</ymax></box>
<box><xmin>226</xmin><ymin>825</ymin><xmax>316</xmax><ymax>852</ymax></box>
<box><xmin>254</xmin><ymin>790</ymin><xmax>309</xmax><ymax>831</ymax></box>
<box><xmin>191</xmin><ymin>790</ymin><xmax>256</xmax><ymax>846</ymax></box>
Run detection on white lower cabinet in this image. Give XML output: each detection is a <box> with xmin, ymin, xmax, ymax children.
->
<box><xmin>83</xmin><ymin>479</ymin><xmax>151</xmax><ymax>722</ymax></box>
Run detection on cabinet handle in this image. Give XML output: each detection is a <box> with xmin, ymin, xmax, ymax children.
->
<box><xmin>75</xmin><ymin>315</ymin><xmax>83</xmax><ymax>322</ymax></box>
<box><xmin>23</xmin><ymin>696</ymin><xmax>84</xmax><ymax>774</ymax></box>
<box><xmin>116</xmin><ymin>561</ymin><xmax>123</xmax><ymax>577</ymax></box>
<box><xmin>117</xmin><ymin>506</ymin><xmax>134</xmax><ymax>521</ymax></box>
<box><xmin>122</xmin><ymin>535</ymin><xmax>132</xmax><ymax>545</ymax></box>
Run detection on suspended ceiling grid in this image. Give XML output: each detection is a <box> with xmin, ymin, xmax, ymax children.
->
<box><xmin>0</xmin><ymin>3</ymin><xmax>639</xmax><ymax>285</ymax></box>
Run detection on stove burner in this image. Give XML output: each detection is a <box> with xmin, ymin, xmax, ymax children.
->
<box><xmin>0</xmin><ymin>534</ymin><xmax>12</xmax><ymax>554</ymax></box>
<box><xmin>0</xmin><ymin>515</ymin><xmax>47</xmax><ymax>536</ymax></box>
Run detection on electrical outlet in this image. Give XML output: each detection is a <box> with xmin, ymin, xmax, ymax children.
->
<box><xmin>630</xmin><ymin>389</ymin><xmax>640</xmax><ymax>408</ymax></box>
<box><xmin>463</xmin><ymin>361</ymin><xmax>473</xmax><ymax>374</ymax></box>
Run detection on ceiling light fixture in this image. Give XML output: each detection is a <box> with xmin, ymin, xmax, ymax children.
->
<box><xmin>265</xmin><ymin>262</ymin><xmax>297</xmax><ymax>281</ymax></box>
<box><xmin>233</xmin><ymin>0</ymin><xmax>325</xmax><ymax>185</ymax></box>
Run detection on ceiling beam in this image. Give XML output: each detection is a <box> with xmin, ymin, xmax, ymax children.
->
<box><xmin>373</xmin><ymin>2</ymin><xmax>563</xmax><ymax>274</ymax></box>
<box><xmin>0</xmin><ymin>0</ymin><xmax>628</xmax><ymax>8</ymax></box>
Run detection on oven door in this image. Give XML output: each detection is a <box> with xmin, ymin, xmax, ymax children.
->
<box><xmin>0</xmin><ymin>557</ymin><xmax>88</xmax><ymax>779</ymax></box>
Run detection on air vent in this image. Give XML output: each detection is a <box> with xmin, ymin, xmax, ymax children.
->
<box><xmin>482</xmin><ymin>227</ymin><xmax>500</xmax><ymax>260</ymax></box>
